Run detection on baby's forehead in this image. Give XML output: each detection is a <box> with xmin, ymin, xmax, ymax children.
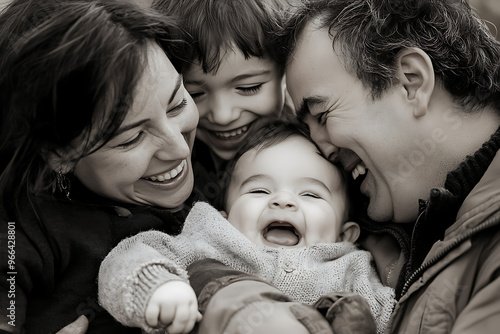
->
<box><xmin>235</xmin><ymin>135</ymin><xmax>346</xmax><ymax>185</ymax></box>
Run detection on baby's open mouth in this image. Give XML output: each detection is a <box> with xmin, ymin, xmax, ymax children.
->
<box><xmin>262</xmin><ymin>221</ymin><xmax>300</xmax><ymax>246</ymax></box>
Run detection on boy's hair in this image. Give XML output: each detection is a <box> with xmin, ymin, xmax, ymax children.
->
<box><xmin>154</xmin><ymin>0</ymin><xmax>295</xmax><ymax>74</ymax></box>
<box><xmin>220</xmin><ymin>121</ymin><xmax>353</xmax><ymax>217</ymax></box>
<box><xmin>278</xmin><ymin>0</ymin><xmax>500</xmax><ymax>113</ymax></box>
<box><xmin>0</xmin><ymin>0</ymin><xmax>185</xmax><ymax>208</ymax></box>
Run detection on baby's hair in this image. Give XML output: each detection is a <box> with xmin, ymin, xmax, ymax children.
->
<box><xmin>154</xmin><ymin>0</ymin><xmax>292</xmax><ymax>74</ymax></box>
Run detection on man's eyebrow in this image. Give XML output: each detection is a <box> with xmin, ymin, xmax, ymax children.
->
<box><xmin>230</xmin><ymin>70</ymin><xmax>271</xmax><ymax>84</ymax></box>
<box><xmin>297</xmin><ymin>96</ymin><xmax>327</xmax><ymax>122</ymax></box>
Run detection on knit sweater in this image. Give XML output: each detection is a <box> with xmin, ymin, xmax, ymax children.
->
<box><xmin>98</xmin><ymin>201</ymin><xmax>395</xmax><ymax>334</ymax></box>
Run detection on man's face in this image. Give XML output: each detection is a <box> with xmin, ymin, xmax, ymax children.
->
<box><xmin>286</xmin><ymin>20</ymin><xmax>438</xmax><ymax>223</ymax></box>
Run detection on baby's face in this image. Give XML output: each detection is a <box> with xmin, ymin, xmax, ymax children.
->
<box><xmin>225</xmin><ymin>135</ymin><xmax>350</xmax><ymax>247</ymax></box>
<box><xmin>184</xmin><ymin>46</ymin><xmax>285</xmax><ymax>162</ymax></box>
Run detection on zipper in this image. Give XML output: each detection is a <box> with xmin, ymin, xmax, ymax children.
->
<box><xmin>401</xmin><ymin>211</ymin><xmax>500</xmax><ymax>297</ymax></box>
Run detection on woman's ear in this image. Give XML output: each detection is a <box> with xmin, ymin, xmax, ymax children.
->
<box><xmin>339</xmin><ymin>221</ymin><xmax>360</xmax><ymax>243</ymax></box>
<box><xmin>396</xmin><ymin>47</ymin><xmax>435</xmax><ymax>118</ymax></box>
<box><xmin>45</xmin><ymin>148</ymin><xmax>76</xmax><ymax>174</ymax></box>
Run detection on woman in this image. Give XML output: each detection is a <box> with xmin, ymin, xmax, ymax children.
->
<box><xmin>0</xmin><ymin>1</ymin><xmax>199</xmax><ymax>333</ymax></box>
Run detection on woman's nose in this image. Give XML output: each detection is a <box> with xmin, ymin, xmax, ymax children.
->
<box><xmin>154</xmin><ymin>125</ymin><xmax>191</xmax><ymax>161</ymax></box>
<box><xmin>269</xmin><ymin>192</ymin><xmax>298</xmax><ymax>211</ymax></box>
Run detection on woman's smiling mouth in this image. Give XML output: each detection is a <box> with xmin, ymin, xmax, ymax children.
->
<box><xmin>144</xmin><ymin>160</ymin><xmax>186</xmax><ymax>182</ymax></box>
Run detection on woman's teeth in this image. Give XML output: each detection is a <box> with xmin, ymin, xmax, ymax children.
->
<box><xmin>146</xmin><ymin>160</ymin><xmax>186</xmax><ymax>182</ymax></box>
<box><xmin>352</xmin><ymin>162</ymin><xmax>367</xmax><ymax>180</ymax></box>
<box><xmin>214</xmin><ymin>125</ymin><xmax>249</xmax><ymax>139</ymax></box>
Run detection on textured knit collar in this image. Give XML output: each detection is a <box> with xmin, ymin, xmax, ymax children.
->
<box><xmin>401</xmin><ymin>126</ymin><xmax>500</xmax><ymax>291</ymax></box>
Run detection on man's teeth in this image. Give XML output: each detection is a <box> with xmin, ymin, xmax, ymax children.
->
<box><xmin>215</xmin><ymin>125</ymin><xmax>249</xmax><ymax>138</ymax></box>
<box><xmin>352</xmin><ymin>162</ymin><xmax>367</xmax><ymax>181</ymax></box>
<box><xmin>147</xmin><ymin>160</ymin><xmax>186</xmax><ymax>182</ymax></box>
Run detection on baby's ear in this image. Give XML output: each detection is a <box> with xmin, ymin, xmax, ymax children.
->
<box><xmin>219</xmin><ymin>210</ymin><xmax>228</xmax><ymax>219</ymax></box>
<box><xmin>340</xmin><ymin>222</ymin><xmax>360</xmax><ymax>243</ymax></box>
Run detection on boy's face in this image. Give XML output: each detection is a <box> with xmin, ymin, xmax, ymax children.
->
<box><xmin>225</xmin><ymin>135</ymin><xmax>357</xmax><ymax>248</ymax></box>
<box><xmin>184</xmin><ymin>47</ymin><xmax>285</xmax><ymax>162</ymax></box>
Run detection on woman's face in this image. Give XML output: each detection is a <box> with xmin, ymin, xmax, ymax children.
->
<box><xmin>73</xmin><ymin>44</ymin><xmax>199</xmax><ymax>208</ymax></box>
<box><xmin>184</xmin><ymin>47</ymin><xmax>285</xmax><ymax>162</ymax></box>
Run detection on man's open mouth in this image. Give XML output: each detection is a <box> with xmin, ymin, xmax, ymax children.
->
<box><xmin>262</xmin><ymin>221</ymin><xmax>301</xmax><ymax>246</ymax></box>
<box><xmin>352</xmin><ymin>161</ymin><xmax>367</xmax><ymax>181</ymax></box>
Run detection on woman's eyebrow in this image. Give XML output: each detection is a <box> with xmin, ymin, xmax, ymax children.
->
<box><xmin>113</xmin><ymin>74</ymin><xmax>183</xmax><ymax>137</ymax></box>
<box><xmin>168</xmin><ymin>74</ymin><xmax>183</xmax><ymax>104</ymax></box>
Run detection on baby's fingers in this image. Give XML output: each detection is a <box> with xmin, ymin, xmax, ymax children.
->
<box><xmin>145</xmin><ymin>303</ymin><xmax>161</xmax><ymax>327</ymax></box>
<box><xmin>167</xmin><ymin>302</ymin><xmax>200</xmax><ymax>334</ymax></box>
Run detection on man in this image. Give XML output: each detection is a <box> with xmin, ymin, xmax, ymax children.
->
<box><xmin>281</xmin><ymin>0</ymin><xmax>500</xmax><ymax>333</ymax></box>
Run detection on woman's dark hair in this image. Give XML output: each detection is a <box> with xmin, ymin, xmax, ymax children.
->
<box><xmin>0</xmin><ymin>0</ymin><xmax>186</xmax><ymax>209</ymax></box>
<box><xmin>154</xmin><ymin>0</ymin><xmax>296</xmax><ymax>74</ymax></box>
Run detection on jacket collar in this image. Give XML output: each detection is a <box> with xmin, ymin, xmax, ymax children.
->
<box><xmin>448</xmin><ymin>151</ymin><xmax>500</xmax><ymax>237</ymax></box>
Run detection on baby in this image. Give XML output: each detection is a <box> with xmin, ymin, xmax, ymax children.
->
<box><xmin>98</xmin><ymin>122</ymin><xmax>395</xmax><ymax>334</ymax></box>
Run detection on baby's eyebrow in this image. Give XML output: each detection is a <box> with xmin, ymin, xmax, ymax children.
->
<box><xmin>240</xmin><ymin>174</ymin><xmax>270</xmax><ymax>188</ymax></box>
<box><xmin>301</xmin><ymin>177</ymin><xmax>332</xmax><ymax>194</ymax></box>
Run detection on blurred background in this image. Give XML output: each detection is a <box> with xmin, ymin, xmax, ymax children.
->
<box><xmin>0</xmin><ymin>0</ymin><xmax>499</xmax><ymax>39</ymax></box>
<box><xmin>469</xmin><ymin>0</ymin><xmax>500</xmax><ymax>39</ymax></box>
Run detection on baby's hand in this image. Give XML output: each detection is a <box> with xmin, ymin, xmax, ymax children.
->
<box><xmin>145</xmin><ymin>281</ymin><xmax>202</xmax><ymax>334</ymax></box>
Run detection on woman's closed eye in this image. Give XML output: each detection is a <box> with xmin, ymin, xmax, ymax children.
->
<box><xmin>117</xmin><ymin>131</ymin><xmax>145</xmax><ymax>149</ymax></box>
<box><xmin>168</xmin><ymin>97</ymin><xmax>188</xmax><ymax>116</ymax></box>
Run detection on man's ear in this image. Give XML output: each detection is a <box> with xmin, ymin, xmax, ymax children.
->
<box><xmin>396</xmin><ymin>47</ymin><xmax>435</xmax><ymax>118</ymax></box>
<box><xmin>339</xmin><ymin>221</ymin><xmax>360</xmax><ymax>243</ymax></box>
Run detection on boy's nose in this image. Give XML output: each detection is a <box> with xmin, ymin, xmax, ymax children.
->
<box><xmin>207</xmin><ymin>96</ymin><xmax>241</xmax><ymax>125</ymax></box>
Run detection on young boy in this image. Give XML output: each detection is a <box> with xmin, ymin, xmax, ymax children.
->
<box><xmin>153</xmin><ymin>0</ymin><xmax>296</xmax><ymax>204</ymax></box>
<box><xmin>98</xmin><ymin>122</ymin><xmax>395</xmax><ymax>334</ymax></box>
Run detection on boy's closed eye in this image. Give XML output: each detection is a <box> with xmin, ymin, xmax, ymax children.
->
<box><xmin>237</xmin><ymin>84</ymin><xmax>263</xmax><ymax>95</ymax></box>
